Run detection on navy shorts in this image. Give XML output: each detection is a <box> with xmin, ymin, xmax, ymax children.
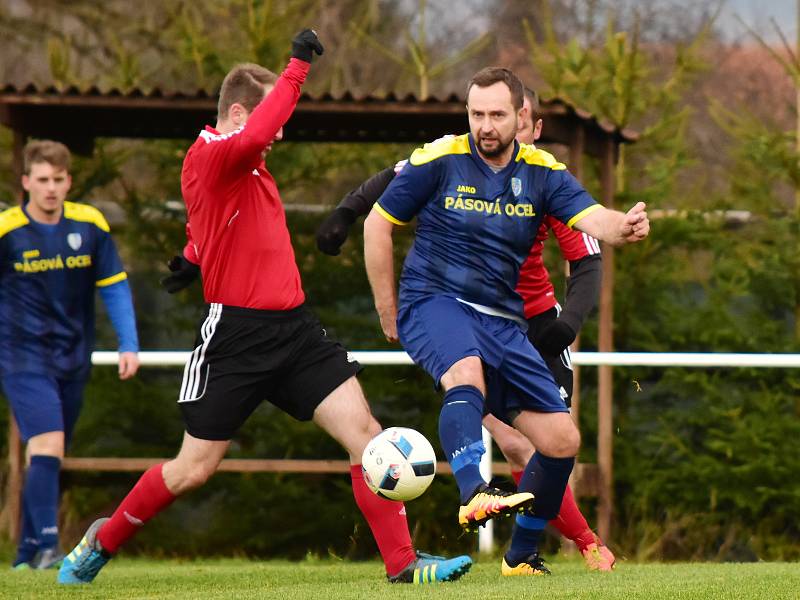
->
<box><xmin>397</xmin><ymin>296</ymin><xmax>568</xmax><ymax>422</ymax></box>
<box><xmin>1</xmin><ymin>372</ymin><xmax>87</xmax><ymax>444</ymax></box>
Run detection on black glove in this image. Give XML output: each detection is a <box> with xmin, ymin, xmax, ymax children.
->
<box><xmin>316</xmin><ymin>207</ymin><xmax>356</xmax><ymax>255</ymax></box>
<box><xmin>534</xmin><ymin>318</ymin><xmax>577</xmax><ymax>356</ymax></box>
<box><xmin>291</xmin><ymin>29</ymin><xmax>324</xmax><ymax>63</ymax></box>
<box><xmin>160</xmin><ymin>255</ymin><xmax>200</xmax><ymax>294</ymax></box>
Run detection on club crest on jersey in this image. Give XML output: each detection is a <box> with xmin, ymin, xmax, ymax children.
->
<box><xmin>67</xmin><ymin>233</ymin><xmax>82</xmax><ymax>251</ymax></box>
<box><xmin>511</xmin><ymin>177</ymin><xmax>522</xmax><ymax>197</ymax></box>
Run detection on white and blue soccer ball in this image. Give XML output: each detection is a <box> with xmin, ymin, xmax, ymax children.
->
<box><xmin>361</xmin><ymin>427</ymin><xmax>437</xmax><ymax>501</ymax></box>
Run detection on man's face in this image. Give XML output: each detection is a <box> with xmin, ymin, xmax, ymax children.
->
<box><xmin>22</xmin><ymin>162</ymin><xmax>71</xmax><ymax>216</ymax></box>
<box><xmin>515</xmin><ymin>96</ymin><xmax>543</xmax><ymax>145</ymax></box>
<box><xmin>467</xmin><ymin>82</ymin><xmax>520</xmax><ymax>159</ymax></box>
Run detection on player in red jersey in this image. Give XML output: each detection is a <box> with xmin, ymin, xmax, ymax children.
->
<box><xmin>314</xmin><ymin>88</ymin><xmax>615</xmax><ymax>571</ymax></box>
<box><xmin>59</xmin><ymin>30</ymin><xmax>471</xmax><ymax>586</ymax></box>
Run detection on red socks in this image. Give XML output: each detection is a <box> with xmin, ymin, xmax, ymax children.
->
<box><xmin>97</xmin><ymin>464</ymin><xmax>177</xmax><ymax>554</ymax></box>
<box><xmin>549</xmin><ymin>484</ymin><xmax>596</xmax><ymax>550</ymax></box>
<box><xmin>350</xmin><ymin>465</ymin><xmax>415</xmax><ymax>576</ymax></box>
<box><xmin>511</xmin><ymin>469</ymin><xmax>524</xmax><ymax>486</ymax></box>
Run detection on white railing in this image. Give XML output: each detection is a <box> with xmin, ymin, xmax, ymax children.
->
<box><xmin>90</xmin><ymin>350</ymin><xmax>799</xmax><ymax>553</ymax></box>
<box><xmin>93</xmin><ymin>350</ymin><xmax>800</xmax><ymax>368</ymax></box>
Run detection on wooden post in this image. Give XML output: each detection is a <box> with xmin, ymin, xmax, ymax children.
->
<box><xmin>597</xmin><ymin>137</ymin><xmax>616</xmax><ymax>542</ymax></box>
<box><xmin>11</xmin><ymin>129</ymin><xmax>26</xmax><ymax>202</ymax></box>
<box><xmin>567</xmin><ymin>125</ymin><xmax>586</xmax><ymax>433</ymax></box>
<box><xmin>1</xmin><ymin>129</ymin><xmax>27</xmax><ymax>541</ymax></box>
<box><xmin>0</xmin><ymin>421</ymin><xmax>23</xmax><ymax>541</ymax></box>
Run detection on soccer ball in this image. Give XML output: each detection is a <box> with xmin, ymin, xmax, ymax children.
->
<box><xmin>361</xmin><ymin>427</ymin><xmax>437</xmax><ymax>501</ymax></box>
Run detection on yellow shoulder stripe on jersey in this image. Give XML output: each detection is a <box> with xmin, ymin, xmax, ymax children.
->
<box><xmin>96</xmin><ymin>271</ymin><xmax>128</xmax><ymax>287</ymax></box>
<box><xmin>0</xmin><ymin>206</ymin><xmax>29</xmax><ymax>239</ymax></box>
<box><xmin>515</xmin><ymin>144</ymin><xmax>567</xmax><ymax>170</ymax></box>
<box><xmin>373</xmin><ymin>203</ymin><xmax>410</xmax><ymax>226</ymax></box>
<box><xmin>409</xmin><ymin>134</ymin><xmax>470</xmax><ymax>166</ymax></box>
<box><xmin>566</xmin><ymin>204</ymin><xmax>603</xmax><ymax>229</ymax></box>
<box><xmin>64</xmin><ymin>201</ymin><xmax>110</xmax><ymax>232</ymax></box>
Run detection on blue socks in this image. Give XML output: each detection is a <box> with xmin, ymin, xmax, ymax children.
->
<box><xmin>518</xmin><ymin>452</ymin><xmax>575</xmax><ymax>520</ymax></box>
<box><xmin>506</xmin><ymin>514</ymin><xmax>547</xmax><ymax>565</ymax></box>
<box><xmin>13</xmin><ymin>503</ymin><xmax>39</xmax><ymax>566</ymax></box>
<box><xmin>23</xmin><ymin>455</ymin><xmax>61</xmax><ymax>553</ymax></box>
<box><xmin>506</xmin><ymin>452</ymin><xmax>574</xmax><ymax>564</ymax></box>
<box><xmin>438</xmin><ymin>385</ymin><xmax>486</xmax><ymax>503</ymax></box>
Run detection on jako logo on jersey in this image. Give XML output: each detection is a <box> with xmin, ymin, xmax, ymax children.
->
<box><xmin>67</xmin><ymin>233</ymin><xmax>82</xmax><ymax>250</ymax></box>
<box><xmin>456</xmin><ymin>184</ymin><xmax>477</xmax><ymax>194</ymax></box>
<box><xmin>444</xmin><ymin>195</ymin><xmax>536</xmax><ymax>218</ymax></box>
<box><xmin>511</xmin><ymin>177</ymin><xmax>522</xmax><ymax>197</ymax></box>
<box><xmin>14</xmin><ymin>253</ymin><xmax>92</xmax><ymax>273</ymax></box>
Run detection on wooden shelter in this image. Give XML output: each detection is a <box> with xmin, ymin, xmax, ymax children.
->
<box><xmin>0</xmin><ymin>84</ymin><xmax>636</xmax><ymax>543</ymax></box>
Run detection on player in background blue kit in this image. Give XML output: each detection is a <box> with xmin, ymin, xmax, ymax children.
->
<box><xmin>364</xmin><ymin>67</ymin><xmax>649</xmax><ymax>575</ymax></box>
<box><xmin>0</xmin><ymin>140</ymin><xmax>140</xmax><ymax>570</ymax></box>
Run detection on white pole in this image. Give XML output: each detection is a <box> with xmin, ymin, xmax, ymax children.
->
<box><xmin>478</xmin><ymin>425</ymin><xmax>494</xmax><ymax>554</ymax></box>
<box><xmin>92</xmin><ymin>350</ymin><xmax>800</xmax><ymax>368</ymax></box>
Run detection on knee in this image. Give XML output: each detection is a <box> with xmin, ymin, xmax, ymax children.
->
<box><xmin>441</xmin><ymin>357</ymin><xmax>485</xmax><ymax>393</ymax></box>
<box><xmin>494</xmin><ymin>431</ymin><xmax>534</xmax><ymax>469</ymax></box>
<box><xmin>553</xmin><ymin>425</ymin><xmax>581</xmax><ymax>458</ymax></box>
<box><xmin>27</xmin><ymin>432</ymin><xmax>65</xmax><ymax>460</ymax></box>
<box><xmin>166</xmin><ymin>461</ymin><xmax>216</xmax><ymax>495</ymax></box>
<box><xmin>349</xmin><ymin>414</ymin><xmax>382</xmax><ymax>459</ymax></box>
<box><xmin>536</xmin><ymin>422</ymin><xmax>580</xmax><ymax>458</ymax></box>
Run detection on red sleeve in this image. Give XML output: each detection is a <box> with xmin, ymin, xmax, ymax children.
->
<box><xmin>547</xmin><ymin>215</ymin><xmax>601</xmax><ymax>261</ymax></box>
<box><xmin>182</xmin><ymin>222</ymin><xmax>199</xmax><ymax>264</ymax></box>
<box><xmin>196</xmin><ymin>58</ymin><xmax>310</xmax><ymax>181</ymax></box>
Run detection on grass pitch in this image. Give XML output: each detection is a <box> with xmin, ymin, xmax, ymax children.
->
<box><xmin>2</xmin><ymin>555</ymin><xmax>798</xmax><ymax>599</ymax></box>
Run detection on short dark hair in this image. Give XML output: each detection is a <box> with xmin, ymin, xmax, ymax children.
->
<box><xmin>466</xmin><ymin>67</ymin><xmax>524</xmax><ymax>110</ymax></box>
<box><xmin>523</xmin><ymin>87</ymin><xmax>540</xmax><ymax>120</ymax></box>
<box><xmin>217</xmin><ymin>63</ymin><xmax>279</xmax><ymax>120</ymax></box>
<box><xmin>23</xmin><ymin>140</ymin><xmax>71</xmax><ymax>174</ymax></box>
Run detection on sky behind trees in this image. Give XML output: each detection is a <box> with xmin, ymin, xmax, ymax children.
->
<box><xmin>714</xmin><ymin>0</ymin><xmax>794</xmax><ymax>41</ymax></box>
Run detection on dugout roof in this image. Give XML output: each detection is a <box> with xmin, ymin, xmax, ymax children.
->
<box><xmin>0</xmin><ymin>84</ymin><xmax>636</xmax><ymax>158</ymax></box>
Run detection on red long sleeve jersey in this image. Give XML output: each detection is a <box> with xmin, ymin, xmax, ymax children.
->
<box><xmin>517</xmin><ymin>215</ymin><xmax>600</xmax><ymax>319</ymax></box>
<box><xmin>180</xmin><ymin>58</ymin><xmax>309</xmax><ymax>310</ymax></box>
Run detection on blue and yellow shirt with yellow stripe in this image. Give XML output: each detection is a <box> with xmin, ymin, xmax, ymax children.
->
<box><xmin>376</xmin><ymin>134</ymin><xmax>600</xmax><ymax>316</ymax></box>
<box><xmin>0</xmin><ymin>201</ymin><xmax>127</xmax><ymax>377</ymax></box>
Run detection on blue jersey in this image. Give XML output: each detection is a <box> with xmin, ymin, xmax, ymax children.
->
<box><xmin>0</xmin><ymin>202</ymin><xmax>128</xmax><ymax>377</ymax></box>
<box><xmin>375</xmin><ymin>134</ymin><xmax>600</xmax><ymax>316</ymax></box>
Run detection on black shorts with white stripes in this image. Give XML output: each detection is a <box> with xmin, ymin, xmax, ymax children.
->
<box><xmin>178</xmin><ymin>303</ymin><xmax>362</xmax><ymax>441</ymax></box>
<box><xmin>527</xmin><ymin>307</ymin><xmax>574</xmax><ymax>407</ymax></box>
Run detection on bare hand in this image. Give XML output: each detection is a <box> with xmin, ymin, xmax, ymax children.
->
<box><xmin>118</xmin><ymin>352</ymin><xmax>140</xmax><ymax>380</ymax></box>
<box><xmin>378</xmin><ymin>308</ymin><xmax>399</xmax><ymax>343</ymax></box>
<box><xmin>621</xmin><ymin>202</ymin><xmax>649</xmax><ymax>243</ymax></box>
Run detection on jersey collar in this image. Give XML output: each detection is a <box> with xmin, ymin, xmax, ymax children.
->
<box><xmin>22</xmin><ymin>201</ymin><xmax>64</xmax><ymax>229</ymax></box>
<box><xmin>467</xmin><ymin>134</ymin><xmax>520</xmax><ymax>179</ymax></box>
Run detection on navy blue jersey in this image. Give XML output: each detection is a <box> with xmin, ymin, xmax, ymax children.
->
<box><xmin>375</xmin><ymin>134</ymin><xmax>600</xmax><ymax>316</ymax></box>
<box><xmin>0</xmin><ymin>202</ymin><xmax>127</xmax><ymax>377</ymax></box>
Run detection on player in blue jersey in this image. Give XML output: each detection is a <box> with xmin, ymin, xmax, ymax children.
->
<box><xmin>0</xmin><ymin>140</ymin><xmax>140</xmax><ymax>570</ymax></box>
<box><xmin>364</xmin><ymin>67</ymin><xmax>649</xmax><ymax>575</ymax></box>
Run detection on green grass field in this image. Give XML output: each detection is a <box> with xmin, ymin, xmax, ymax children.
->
<box><xmin>2</xmin><ymin>556</ymin><xmax>798</xmax><ymax>599</ymax></box>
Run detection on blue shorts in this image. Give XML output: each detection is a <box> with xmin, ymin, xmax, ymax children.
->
<box><xmin>1</xmin><ymin>373</ymin><xmax>87</xmax><ymax>444</ymax></box>
<box><xmin>397</xmin><ymin>296</ymin><xmax>568</xmax><ymax>421</ymax></box>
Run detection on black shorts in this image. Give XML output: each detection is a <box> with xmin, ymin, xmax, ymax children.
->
<box><xmin>527</xmin><ymin>307</ymin><xmax>574</xmax><ymax>407</ymax></box>
<box><xmin>178</xmin><ymin>303</ymin><xmax>362</xmax><ymax>440</ymax></box>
